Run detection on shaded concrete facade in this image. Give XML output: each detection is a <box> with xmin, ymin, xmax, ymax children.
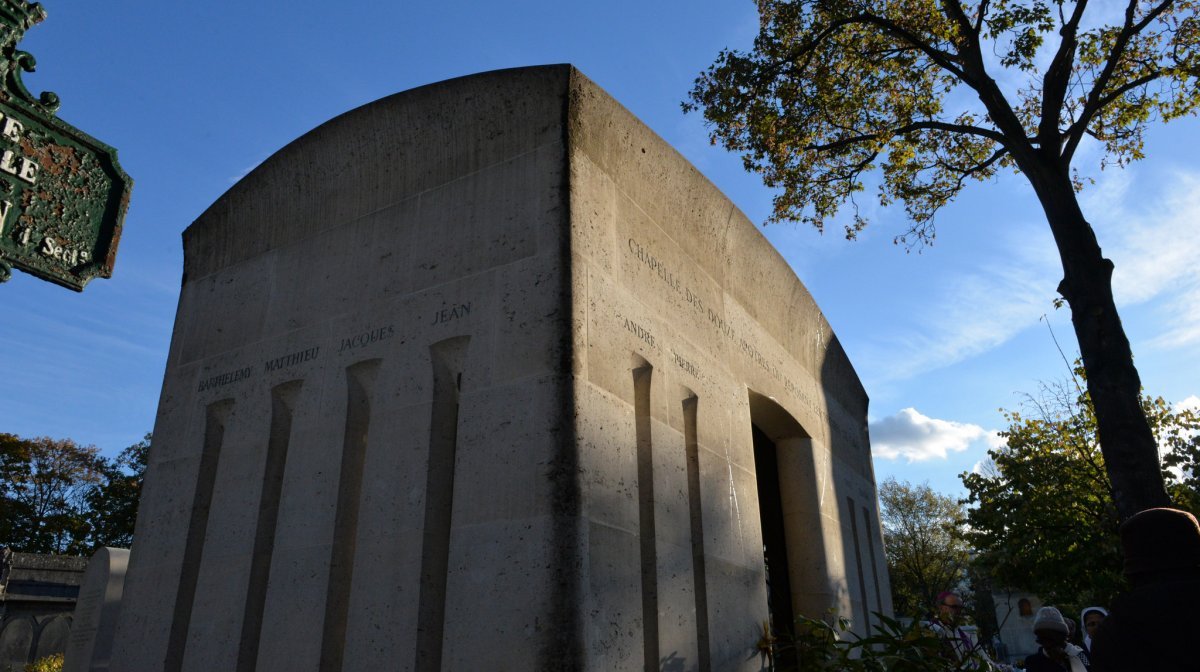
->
<box><xmin>111</xmin><ymin>65</ymin><xmax>890</xmax><ymax>671</ymax></box>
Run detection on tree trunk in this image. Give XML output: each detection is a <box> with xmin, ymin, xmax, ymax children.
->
<box><xmin>1026</xmin><ymin>165</ymin><xmax>1170</xmax><ymax>521</ymax></box>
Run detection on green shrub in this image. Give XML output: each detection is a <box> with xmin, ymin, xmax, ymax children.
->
<box><xmin>762</xmin><ymin>613</ymin><xmax>1001</xmax><ymax>672</ymax></box>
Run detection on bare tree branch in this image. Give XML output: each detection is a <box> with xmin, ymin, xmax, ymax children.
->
<box><xmin>804</xmin><ymin>119</ymin><xmax>1007</xmax><ymax>152</ymax></box>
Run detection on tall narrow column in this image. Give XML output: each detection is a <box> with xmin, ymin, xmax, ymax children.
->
<box><xmin>682</xmin><ymin>396</ymin><xmax>711</xmax><ymax>672</ymax></box>
<box><xmin>633</xmin><ymin>364</ymin><xmax>657</xmax><ymax>672</ymax></box>
<box><xmin>320</xmin><ymin>360</ymin><xmax>381</xmax><ymax>672</ymax></box>
<box><xmin>414</xmin><ymin>336</ymin><xmax>470</xmax><ymax>672</ymax></box>
<box><xmin>166</xmin><ymin>399</ymin><xmax>234</xmax><ymax>672</ymax></box>
<box><xmin>238</xmin><ymin>381</ymin><xmax>302</xmax><ymax>672</ymax></box>
<box><xmin>847</xmin><ymin>496</ymin><xmax>871</xmax><ymax>634</ymax></box>
<box><xmin>862</xmin><ymin>505</ymin><xmax>884</xmax><ymax>617</ymax></box>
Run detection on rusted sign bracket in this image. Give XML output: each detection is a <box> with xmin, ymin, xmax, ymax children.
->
<box><xmin>0</xmin><ymin>0</ymin><xmax>131</xmax><ymax>291</ymax></box>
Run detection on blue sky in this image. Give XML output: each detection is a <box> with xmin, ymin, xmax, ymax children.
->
<box><xmin>2</xmin><ymin>1</ymin><xmax>1198</xmax><ymax>498</ymax></box>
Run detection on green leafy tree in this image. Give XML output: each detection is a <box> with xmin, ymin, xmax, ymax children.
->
<box><xmin>879</xmin><ymin>478</ymin><xmax>971</xmax><ymax>619</ymax></box>
<box><xmin>686</xmin><ymin>0</ymin><xmax>1200</xmax><ymax>520</ymax></box>
<box><xmin>962</xmin><ymin>370</ymin><xmax>1200</xmax><ymax>608</ymax></box>
<box><xmin>0</xmin><ymin>433</ymin><xmax>105</xmax><ymax>554</ymax></box>
<box><xmin>1</xmin><ymin>432</ymin><xmax>149</xmax><ymax>555</ymax></box>
<box><xmin>85</xmin><ymin>433</ymin><xmax>149</xmax><ymax>549</ymax></box>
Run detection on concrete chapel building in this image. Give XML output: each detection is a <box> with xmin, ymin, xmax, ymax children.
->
<box><xmin>109</xmin><ymin>66</ymin><xmax>890</xmax><ymax>671</ymax></box>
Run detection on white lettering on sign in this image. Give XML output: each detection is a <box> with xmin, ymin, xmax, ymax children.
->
<box><xmin>0</xmin><ymin>199</ymin><xmax>10</xmax><ymax>237</ymax></box>
<box><xmin>39</xmin><ymin>236</ymin><xmax>90</xmax><ymax>265</ymax></box>
<box><xmin>1</xmin><ymin>116</ymin><xmax>23</xmax><ymax>143</ymax></box>
<box><xmin>0</xmin><ymin>149</ymin><xmax>36</xmax><ymax>184</ymax></box>
<box><xmin>0</xmin><ymin>111</ymin><xmax>37</xmax><ymax>185</ymax></box>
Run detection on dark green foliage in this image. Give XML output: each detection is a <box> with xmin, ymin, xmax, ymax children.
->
<box><xmin>878</xmin><ymin>478</ymin><xmax>971</xmax><ymax>619</ymax></box>
<box><xmin>962</xmin><ymin>367</ymin><xmax>1200</xmax><ymax>608</ymax></box>
<box><xmin>687</xmin><ymin>0</ymin><xmax>1200</xmax><ymax>521</ymax></box>
<box><xmin>85</xmin><ymin>433</ymin><xmax>149</xmax><ymax>549</ymax></box>
<box><xmin>0</xmin><ymin>432</ymin><xmax>148</xmax><ymax>555</ymax></box>
<box><xmin>765</xmin><ymin>612</ymin><xmax>993</xmax><ymax>671</ymax></box>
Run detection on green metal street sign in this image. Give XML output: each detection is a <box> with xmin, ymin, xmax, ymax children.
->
<box><xmin>0</xmin><ymin>0</ymin><xmax>131</xmax><ymax>291</ymax></box>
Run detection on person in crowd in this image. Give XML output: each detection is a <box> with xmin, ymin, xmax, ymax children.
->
<box><xmin>928</xmin><ymin>591</ymin><xmax>973</xmax><ymax>661</ymax></box>
<box><xmin>992</xmin><ymin>634</ymin><xmax>1009</xmax><ymax>665</ymax></box>
<box><xmin>1061</xmin><ymin>617</ymin><xmax>1089</xmax><ymax>671</ymax></box>
<box><xmin>926</xmin><ymin>591</ymin><xmax>1014</xmax><ymax>671</ymax></box>
<box><xmin>1091</xmin><ymin>508</ymin><xmax>1200</xmax><ymax>672</ymax></box>
<box><xmin>1077</xmin><ymin>606</ymin><xmax>1106</xmax><ymax>667</ymax></box>
<box><xmin>1023</xmin><ymin>607</ymin><xmax>1087</xmax><ymax>672</ymax></box>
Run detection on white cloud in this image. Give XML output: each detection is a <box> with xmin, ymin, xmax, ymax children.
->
<box><xmin>870</xmin><ymin>408</ymin><xmax>1002</xmax><ymax>462</ymax></box>
<box><xmin>1175</xmin><ymin>395</ymin><xmax>1200</xmax><ymax>413</ymax></box>
<box><xmin>1083</xmin><ymin>169</ymin><xmax>1200</xmax><ymax>350</ymax></box>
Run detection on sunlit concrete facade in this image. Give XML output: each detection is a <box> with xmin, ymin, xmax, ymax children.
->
<box><xmin>111</xmin><ymin>65</ymin><xmax>890</xmax><ymax>672</ymax></box>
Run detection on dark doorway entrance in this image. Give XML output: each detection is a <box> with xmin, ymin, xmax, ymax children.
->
<box><xmin>752</xmin><ymin>424</ymin><xmax>797</xmax><ymax>670</ymax></box>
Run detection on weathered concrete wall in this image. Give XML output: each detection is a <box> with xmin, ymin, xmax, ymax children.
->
<box><xmin>112</xmin><ymin>67</ymin><xmax>574</xmax><ymax>672</ymax></box>
<box><xmin>110</xmin><ymin>65</ymin><xmax>890</xmax><ymax>672</ymax></box>
<box><xmin>566</xmin><ymin>68</ymin><xmax>890</xmax><ymax>671</ymax></box>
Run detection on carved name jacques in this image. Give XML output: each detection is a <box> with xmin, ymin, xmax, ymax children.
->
<box><xmin>338</xmin><ymin>324</ymin><xmax>395</xmax><ymax>353</ymax></box>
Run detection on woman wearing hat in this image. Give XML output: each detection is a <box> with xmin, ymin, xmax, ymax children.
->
<box><xmin>1024</xmin><ymin>607</ymin><xmax>1087</xmax><ymax>672</ymax></box>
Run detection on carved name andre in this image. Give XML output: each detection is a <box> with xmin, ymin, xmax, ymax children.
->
<box><xmin>622</xmin><ymin>316</ymin><xmax>656</xmax><ymax>349</ymax></box>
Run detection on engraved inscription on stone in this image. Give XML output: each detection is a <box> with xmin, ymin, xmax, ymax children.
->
<box><xmin>671</xmin><ymin>351</ymin><xmax>701</xmax><ymax>380</ymax></box>
<box><xmin>430</xmin><ymin>301</ymin><xmax>472</xmax><ymax>325</ymax></box>
<box><xmin>264</xmin><ymin>346</ymin><xmax>320</xmax><ymax>373</ymax></box>
<box><xmin>337</xmin><ymin>324</ymin><xmax>395</xmax><ymax>353</ymax></box>
<box><xmin>622</xmin><ymin>316</ymin><xmax>656</xmax><ymax>349</ymax></box>
<box><xmin>197</xmin><ymin>366</ymin><xmax>253</xmax><ymax>392</ymax></box>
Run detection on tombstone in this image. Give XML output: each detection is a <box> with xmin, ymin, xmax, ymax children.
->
<box><xmin>109</xmin><ymin>65</ymin><xmax>891</xmax><ymax>672</ymax></box>
<box><xmin>0</xmin><ymin>616</ymin><xmax>33</xmax><ymax>671</ymax></box>
<box><xmin>62</xmin><ymin>547</ymin><xmax>128</xmax><ymax>672</ymax></box>
<box><xmin>33</xmin><ymin>615</ymin><xmax>71</xmax><ymax>663</ymax></box>
<box><xmin>0</xmin><ymin>549</ymin><xmax>87</xmax><ymax>670</ymax></box>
